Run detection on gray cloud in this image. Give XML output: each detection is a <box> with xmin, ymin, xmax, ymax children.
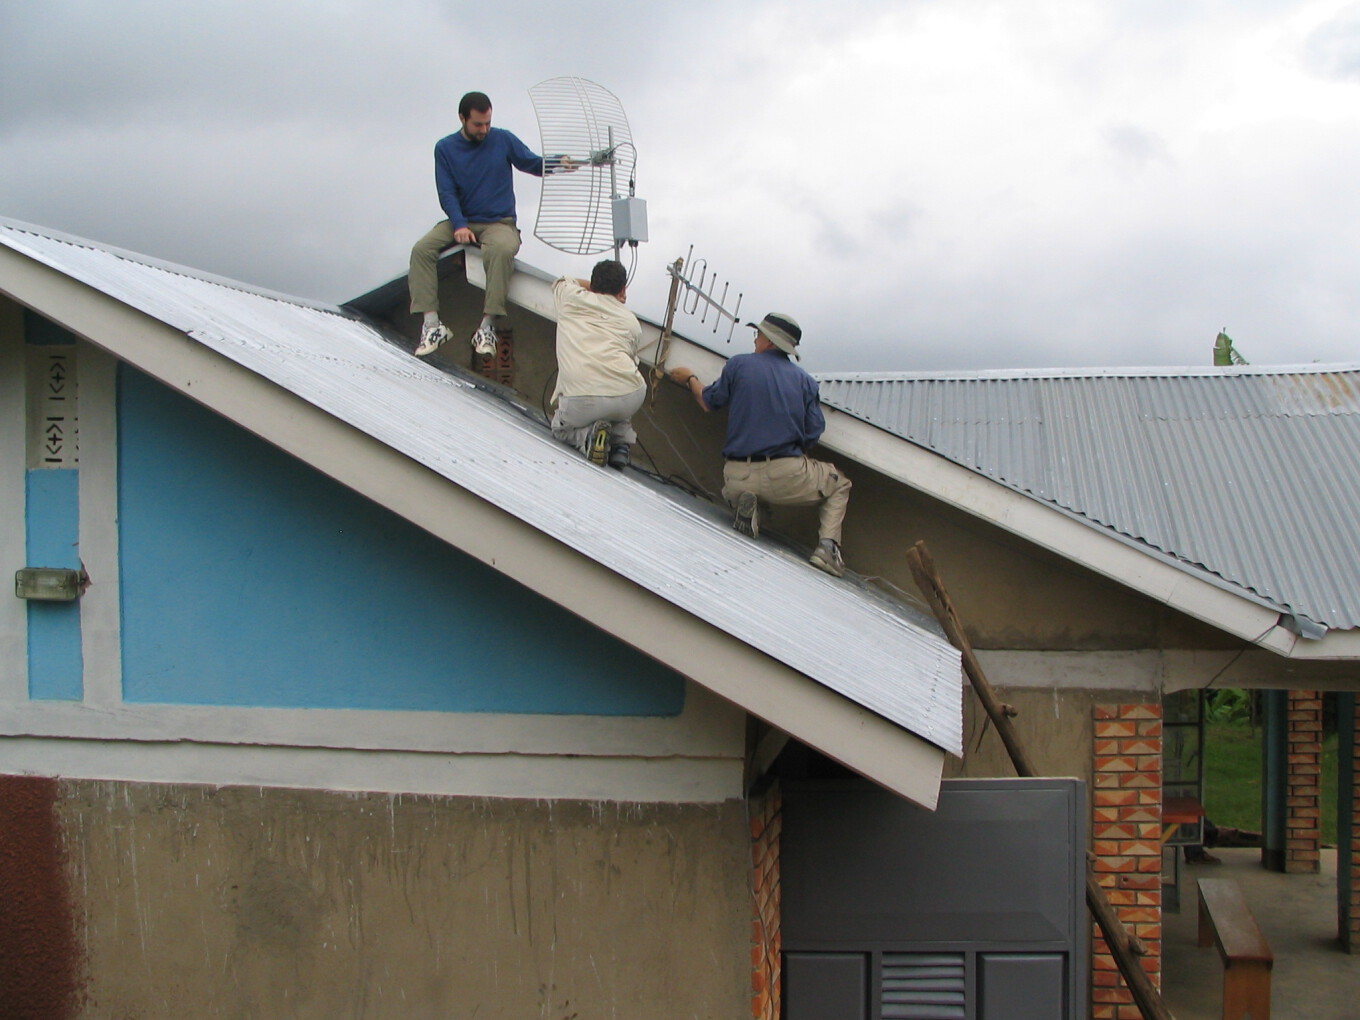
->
<box><xmin>3</xmin><ymin>0</ymin><xmax>1358</xmax><ymax>373</ymax></box>
<box><xmin>1304</xmin><ymin>5</ymin><xmax>1360</xmax><ymax>80</ymax></box>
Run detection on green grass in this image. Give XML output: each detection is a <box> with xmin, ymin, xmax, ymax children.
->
<box><xmin>1202</xmin><ymin>720</ymin><xmax>1339</xmax><ymax>846</ymax></box>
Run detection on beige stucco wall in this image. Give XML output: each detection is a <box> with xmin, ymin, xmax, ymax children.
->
<box><xmin>944</xmin><ymin>685</ymin><xmax>1146</xmax><ymax>784</ymax></box>
<box><xmin>58</xmin><ymin>780</ymin><xmax>749</xmax><ymax>1019</ymax></box>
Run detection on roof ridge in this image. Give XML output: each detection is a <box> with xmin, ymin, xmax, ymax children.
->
<box><xmin>815</xmin><ymin>363</ymin><xmax>1360</xmax><ymax>382</ymax></box>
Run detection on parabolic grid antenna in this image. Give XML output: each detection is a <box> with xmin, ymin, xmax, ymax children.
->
<box><xmin>529</xmin><ymin>76</ymin><xmax>640</xmax><ymax>256</ymax></box>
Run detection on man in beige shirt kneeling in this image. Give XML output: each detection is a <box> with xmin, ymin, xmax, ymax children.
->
<box><xmin>551</xmin><ymin>260</ymin><xmax>645</xmax><ymax>469</ymax></box>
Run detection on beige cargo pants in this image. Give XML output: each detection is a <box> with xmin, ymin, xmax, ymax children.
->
<box><xmin>721</xmin><ymin>455</ymin><xmax>852</xmax><ymax>544</ymax></box>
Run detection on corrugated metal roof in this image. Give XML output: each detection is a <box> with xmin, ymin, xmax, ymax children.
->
<box><xmin>0</xmin><ymin>219</ymin><xmax>963</xmax><ymax>755</ymax></box>
<box><xmin>817</xmin><ymin>368</ymin><xmax>1360</xmax><ymax>634</ymax></box>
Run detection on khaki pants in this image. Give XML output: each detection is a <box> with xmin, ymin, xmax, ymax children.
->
<box><xmin>722</xmin><ymin>456</ymin><xmax>852</xmax><ymax>544</ymax></box>
<box><xmin>408</xmin><ymin>218</ymin><xmax>521</xmax><ymax>317</ymax></box>
<box><xmin>552</xmin><ymin>386</ymin><xmax>646</xmax><ymax>453</ymax></box>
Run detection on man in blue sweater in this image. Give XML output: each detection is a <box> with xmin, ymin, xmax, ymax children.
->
<box><xmin>668</xmin><ymin>313</ymin><xmax>853</xmax><ymax>577</ymax></box>
<box><xmin>412</xmin><ymin>91</ymin><xmax>569</xmax><ymax>358</ymax></box>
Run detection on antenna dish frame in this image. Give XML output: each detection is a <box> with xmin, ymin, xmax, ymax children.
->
<box><xmin>529</xmin><ymin>76</ymin><xmax>639</xmax><ymax>258</ymax></box>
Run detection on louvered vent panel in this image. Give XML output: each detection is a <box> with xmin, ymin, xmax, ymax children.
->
<box><xmin>881</xmin><ymin>952</ymin><xmax>967</xmax><ymax>1019</ymax></box>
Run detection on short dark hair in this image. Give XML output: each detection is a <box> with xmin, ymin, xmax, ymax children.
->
<box><xmin>590</xmin><ymin>259</ymin><xmax>627</xmax><ymax>296</ymax></box>
<box><xmin>459</xmin><ymin>91</ymin><xmax>491</xmax><ymax>120</ymax></box>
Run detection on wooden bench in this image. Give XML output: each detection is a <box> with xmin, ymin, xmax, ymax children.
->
<box><xmin>1197</xmin><ymin>878</ymin><xmax>1273</xmax><ymax>1020</ymax></box>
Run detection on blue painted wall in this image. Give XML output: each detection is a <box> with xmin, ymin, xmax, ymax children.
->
<box><xmin>25</xmin><ymin>312</ymin><xmax>83</xmax><ymax>700</ymax></box>
<box><xmin>116</xmin><ymin>365</ymin><xmax>685</xmax><ymax>715</ymax></box>
<box><xmin>25</xmin><ymin>469</ymin><xmax>83</xmax><ymax>699</ymax></box>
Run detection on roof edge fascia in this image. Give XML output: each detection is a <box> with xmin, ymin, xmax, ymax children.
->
<box><xmin>811</xmin><ymin>404</ymin><xmax>1338</xmax><ymax>657</ymax></box>
<box><xmin>469</xmin><ymin>257</ymin><xmax>1353</xmax><ymax>661</ymax></box>
<box><xmin>0</xmin><ymin>242</ymin><xmax>947</xmax><ymax>808</ymax></box>
<box><xmin>821</xmin><ymin>406</ymin><xmax>1360</xmax><ymax>660</ymax></box>
<box><xmin>432</xmin><ymin>255</ymin><xmax>1355</xmax><ymax>661</ymax></box>
<box><xmin>469</xmin><ymin>249</ymin><xmax>680</xmax><ymax>367</ymax></box>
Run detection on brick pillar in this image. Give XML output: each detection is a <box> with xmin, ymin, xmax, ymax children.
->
<box><xmin>1285</xmin><ymin>690</ymin><xmax>1323</xmax><ymax>874</ymax></box>
<box><xmin>1092</xmin><ymin>703</ymin><xmax>1163</xmax><ymax>1020</ymax></box>
<box><xmin>1342</xmin><ymin>697</ymin><xmax>1360</xmax><ymax>953</ymax></box>
<box><xmin>750</xmin><ymin>782</ymin><xmax>782</xmax><ymax>1020</ymax></box>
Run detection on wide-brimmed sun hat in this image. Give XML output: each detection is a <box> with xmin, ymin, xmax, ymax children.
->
<box><xmin>747</xmin><ymin>312</ymin><xmax>802</xmax><ymax>358</ymax></box>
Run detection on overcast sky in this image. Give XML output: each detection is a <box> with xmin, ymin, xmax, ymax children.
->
<box><xmin>3</xmin><ymin>0</ymin><xmax>1358</xmax><ymax>373</ymax></box>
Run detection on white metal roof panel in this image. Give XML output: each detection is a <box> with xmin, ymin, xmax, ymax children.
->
<box><xmin>0</xmin><ymin>219</ymin><xmax>963</xmax><ymax>755</ymax></box>
<box><xmin>817</xmin><ymin>368</ymin><xmax>1360</xmax><ymax>635</ymax></box>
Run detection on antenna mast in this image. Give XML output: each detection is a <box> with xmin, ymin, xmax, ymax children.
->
<box><xmin>650</xmin><ymin>248</ymin><xmax>745</xmax><ymax>397</ymax></box>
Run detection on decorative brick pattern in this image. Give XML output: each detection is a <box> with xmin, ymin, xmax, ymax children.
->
<box><xmin>750</xmin><ymin>783</ymin><xmax>782</xmax><ymax>1020</ymax></box>
<box><xmin>1344</xmin><ymin>697</ymin><xmax>1360</xmax><ymax>953</ymax></box>
<box><xmin>1091</xmin><ymin>703</ymin><xmax>1163</xmax><ymax>1020</ymax></box>
<box><xmin>1285</xmin><ymin>690</ymin><xmax>1323</xmax><ymax>874</ymax></box>
<box><xmin>475</xmin><ymin>327</ymin><xmax>515</xmax><ymax>386</ymax></box>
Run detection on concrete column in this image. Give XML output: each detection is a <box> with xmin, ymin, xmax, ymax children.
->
<box><xmin>1091</xmin><ymin>703</ymin><xmax>1163</xmax><ymax>1020</ymax></box>
<box><xmin>750</xmin><ymin>781</ymin><xmax>782</xmax><ymax>1020</ymax></box>
<box><xmin>1285</xmin><ymin>690</ymin><xmax>1323</xmax><ymax>874</ymax></box>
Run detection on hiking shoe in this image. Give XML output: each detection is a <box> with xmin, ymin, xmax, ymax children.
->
<box><xmin>608</xmin><ymin>444</ymin><xmax>630</xmax><ymax>470</ymax></box>
<box><xmin>415</xmin><ymin>322</ymin><xmax>452</xmax><ymax>356</ymax></box>
<box><xmin>471</xmin><ymin>323</ymin><xmax>498</xmax><ymax>357</ymax></box>
<box><xmin>732</xmin><ymin>491</ymin><xmax>759</xmax><ymax>538</ymax></box>
<box><xmin>809</xmin><ymin>539</ymin><xmax>845</xmax><ymax>577</ymax></box>
<box><xmin>587</xmin><ymin>421</ymin><xmax>610</xmax><ymax>466</ymax></box>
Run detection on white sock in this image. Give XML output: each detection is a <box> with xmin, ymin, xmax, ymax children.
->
<box><xmin>423</xmin><ymin>312</ymin><xmax>440</xmax><ymax>328</ymax></box>
<box><xmin>479</xmin><ymin>315</ymin><xmax>495</xmax><ymax>331</ymax></box>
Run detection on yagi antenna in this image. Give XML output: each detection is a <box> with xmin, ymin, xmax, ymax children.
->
<box><xmin>668</xmin><ymin>247</ymin><xmax>744</xmax><ymax>342</ymax></box>
<box><xmin>651</xmin><ymin>248</ymin><xmax>745</xmax><ymax>394</ymax></box>
<box><xmin>529</xmin><ymin>76</ymin><xmax>647</xmax><ymax>260</ymax></box>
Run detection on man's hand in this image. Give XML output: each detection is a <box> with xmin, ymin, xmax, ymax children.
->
<box><xmin>453</xmin><ymin>226</ymin><xmax>475</xmax><ymax>245</ymax></box>
<box><xmin>669</xmin><ymin>366</ymin><xmax>709</xmax><ymax>410</ymax></box>
<box><xmin>553</xmin><ymin>155</ymin><xmax>579</xmax><ymax>173</ymax></box>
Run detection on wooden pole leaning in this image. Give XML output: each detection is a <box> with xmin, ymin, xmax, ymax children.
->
<box><xmin>906</xmin><ymin>540</ymin><xmax>1176</xmax><ymax>1020</ymax></box>
<box><xmin>649</xmin><ymin>257</ymin><xmax>684</xmax><ymax>403</ymax></box>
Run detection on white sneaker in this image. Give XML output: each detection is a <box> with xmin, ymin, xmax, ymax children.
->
<box><xmin>471</xmin><ymin>324</ymin><xmax>498</xmax><ymax>357</ymax></box>
<box><xmin>415</xmin><ymin>322</ymin><xmax>452</xmax><ymax>357</ymax></box>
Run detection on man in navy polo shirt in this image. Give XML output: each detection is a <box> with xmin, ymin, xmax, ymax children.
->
<box><xmin>411</xmin><ymin>91</ymin><xmax>571</xmax><ymax>359</ymax></box>
<box><xmin>669</xmin><ymin>313</ymin><xmax>852</xmax><ymax>577</ymax></box>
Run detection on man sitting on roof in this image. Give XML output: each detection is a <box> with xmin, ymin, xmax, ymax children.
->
<box><xmin>669</xmin><ymin>313</ymin><xmax>852</xmax><ymax>577</ymax></box>
<box><xmin>550</xmin><ymin>259</ymin><xmax>645</xmax><ymax>469</ymax></box>
<box><xmin>411</xmin><ymin>90</ymin><xmax>573</xmax><ymax>360</ymax></box>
